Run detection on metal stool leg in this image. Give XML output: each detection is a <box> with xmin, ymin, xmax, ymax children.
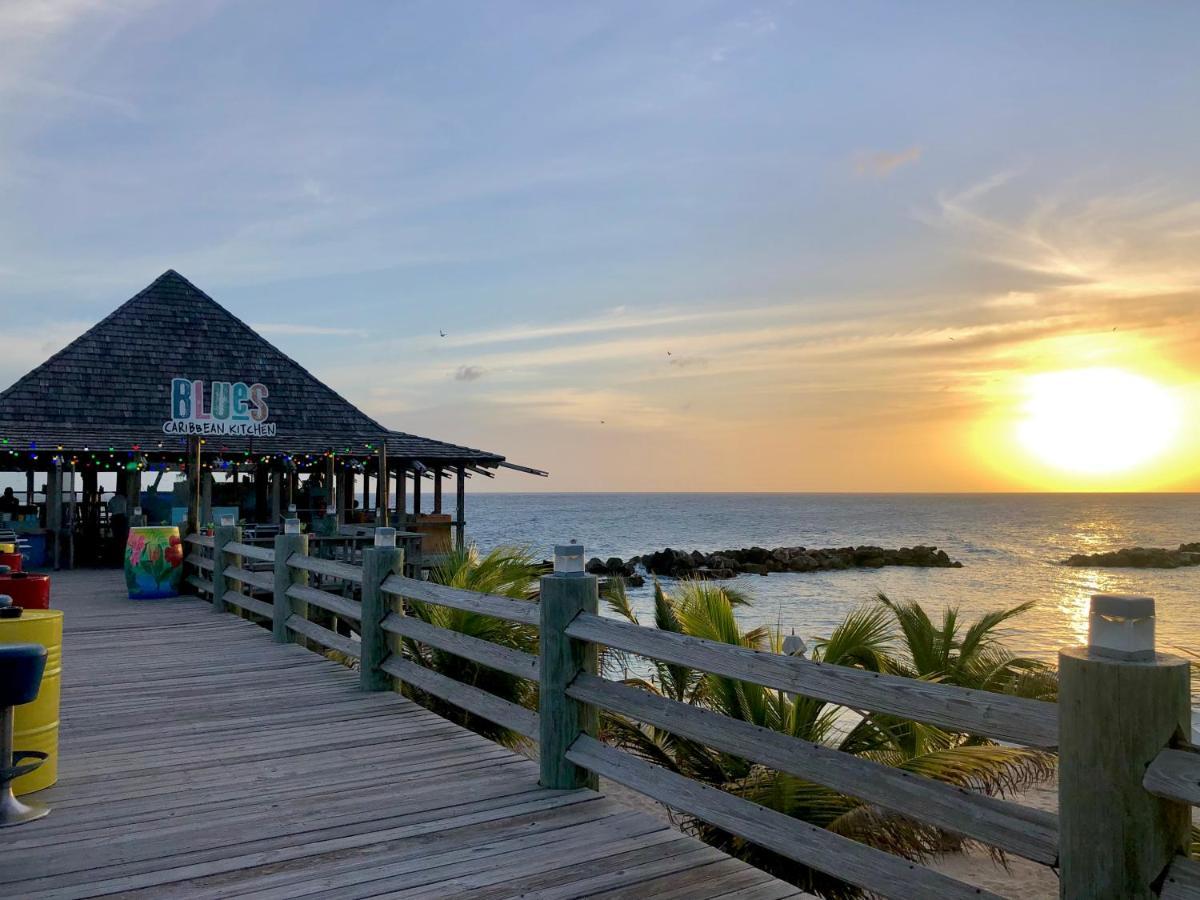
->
<box><xmin>0</xmin><ymin>705</ymin><xmax>48</xmax><ymax>827</ymax></box>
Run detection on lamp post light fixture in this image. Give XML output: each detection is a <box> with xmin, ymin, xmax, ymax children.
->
<box><xmin>1088</xmin><ymin>593</ymin><xmax>1155</xmax><ymax>661</ymax></box>
<box><xmin>283</xmin><ymin>518</ymin><xmax>301</xmax><ymax>536</ymax></box>
<box><xmin>374</xmin><ymin>527</ymin><xmax>396</xmax><ymax>548</ymax></box>
<box><xmin>553</xmin><ymin>541</ymin><xmax>585</xmax><ymax>576</ymax></box>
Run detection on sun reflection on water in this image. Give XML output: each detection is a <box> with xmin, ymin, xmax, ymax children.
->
<box><xmin>1055</xmin><ymin>569</ymin><xmax>1122</xmax><ymax>648</ymax></box>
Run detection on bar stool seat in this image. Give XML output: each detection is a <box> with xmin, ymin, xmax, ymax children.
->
<box><xmin>0</xmin><ymin>643</ymin><xmax>50</xmax><ymax>826</ymax></box>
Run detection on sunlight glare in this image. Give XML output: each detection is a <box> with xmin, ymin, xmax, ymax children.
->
<box><xmin>1016</xmin><ymin>368</ymin><xmax>1180</xmax><ymax>475</ymax></box>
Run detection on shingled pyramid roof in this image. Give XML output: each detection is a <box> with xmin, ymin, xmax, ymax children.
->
<box><xmin>0</xmin><ymin>270</ymin><xmax>504</xmax><ymax>465</ymax></box>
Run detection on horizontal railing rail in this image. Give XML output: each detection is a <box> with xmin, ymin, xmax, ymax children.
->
<box><xmin>566</xmin><ymin>671</ymin><xmax>1059</xmax><ymax>864</ymax></box>
<box><xmin>1144</xmin><ymin>746</ymin><xmax>1200</xmax><ymax>806</ymax></box>
<box><xmin>567</xmin><ymin>733</ymin><xmax>999</xmax><ymax>900</ymax></box>
<box><xmin>380</xmin><ymin>655</ymin><xmax>539</xmax><ymax>740</ymax></box>
<box><xmin>287</xmin><ymin>554</ymin><xmax>363</xmax><ymax>585</ymax></box>
<box><xmin>381</xmin><ymin>574</ymin><xmax>540</xmax><ymax>626</ymax></box>
<box><xmin>565</xmin><ymin>612</ymin><xmax>1058</xmax><ymax>749</ymax></box>
<box><xmin>223</xmin><ymin>540</ymin><xmax>275</xmax><ymax>563</ymax></box>
<box><xmin>1144</xmin><ymin>745</ymin><xmax>1200</xmax><ymax>899</ymax></box>
<box><xmin>286</xmin><ymin>583</ymin><xmax>362</xmax><ymax>623</ymax></box>
<box><xmin>381</xmin><ymin>611</ymin><xmax>540</xmax><ymax>681</ymax></box>
<box><xmin>1164</xmin><ymin>857</ymin><xmax>1200</xmax><ymax>900</ymax></box>
<box><xmin>179</xmin><ymin>532</ymin><xmax>1194</xmax><ymax>899</ymax></box>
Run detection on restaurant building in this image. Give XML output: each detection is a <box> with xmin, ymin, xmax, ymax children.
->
<box><xmin>0</xmin><ymin>270</ymin><xmax>541</xmax><ymax>568</ymax></box>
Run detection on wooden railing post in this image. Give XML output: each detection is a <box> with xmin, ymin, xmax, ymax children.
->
<box><xmin>272</xmin><ymin>531</ymin><xmax>309</xmax><ymax>643</ymax></box>
<box><xmin>211</xmin><ymin>524</ymin><xmax>240</xmax><ymax>614</ymax></box>
<box><xmin>1058</xmin><ymin>594</ymin><xmax>1191</xmax><ymax>899</ymax></box>
<box><xmin>360</xmin><ymin>544</ymin><xmax>403</xmax><ymax>691</ymax></box>
<box><xmin>539</xmin><ymin>543</ymin><xmax>599</xmax><ymax>790</ymax></box>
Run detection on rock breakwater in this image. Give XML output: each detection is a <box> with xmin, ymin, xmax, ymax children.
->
<box><xmin>586</xmin><ymin>544</ymin><xmax>962</xmax><ymax>579</ymax></box>
<box><xmin>1062</xmin><ymin>543</ymin><xmax>1200</xmax><ymax>568</ymax></box>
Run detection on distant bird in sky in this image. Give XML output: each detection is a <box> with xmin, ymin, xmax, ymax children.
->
<box><xmin>439</xmin><ymin>329</ymin><xmax>447</xmax><ymax>338</ymax></box>
<box><xmin>666</xmin><ymin>350</ymin><xmax>672</xmax><ymax>356</ymax></box>
<box><xmin>600</xmin><ymin>420</ymin><xmax>606</xmax><ymax>424</ymax></box>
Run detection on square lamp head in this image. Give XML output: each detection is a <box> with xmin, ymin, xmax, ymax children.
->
<box><xmin>287</xmin><ymin>503</ymin><xmax>297</xmax><ymax>516</ymax></box>
<box><xmin>283</xmin><ymin>518</ymin><xmax>301</xmax><ymax>535</ymax></box>
<box><xmin>1089</xmin><ymin>593</ymin><xmax>1155</xmax><ymax>661</ymax></box>
<box><xmin>554</xmin><ymin>542</ymin><xmax>585</xmax><ymax>576</ymax></box>
<box><xmin>374</xmin><ymin>527</ymin><xmax>397</xmax><ymax>548</ymax></box>
<box><xmin>219</xmin><ymin>515</ymin><xmax>235</xmax><ymax>527</ymax></box>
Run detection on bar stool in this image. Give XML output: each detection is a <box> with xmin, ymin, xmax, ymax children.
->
<box><xmin>0</xmin><ymin>642</ymin><xmax>50</xmax><ymax>826</ymax></box>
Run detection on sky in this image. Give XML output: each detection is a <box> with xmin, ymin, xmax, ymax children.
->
<box><xmin>2</xmin><ymin>1</ymin><xmax>1199</xmax><ymax>492</ymax></box>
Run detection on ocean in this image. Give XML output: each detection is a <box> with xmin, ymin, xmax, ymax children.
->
<box><xmin>461</xmin><ymin>493</ymin><xmax>1199</xmax><ymax>683</ymax></box>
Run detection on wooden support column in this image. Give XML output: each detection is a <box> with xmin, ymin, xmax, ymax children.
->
<box><xmin>539</xmin><ymin>556</ymin><xmax>599</xmax><ymax>790</ymax></box>
<box><xmin>185</xmin><ymin>436</ymin><xmax>199</xmax><ymax>538</ymax></box>
<box><xmin>412</xmin><ymin>469</ymin><xmax>422</xmax><ymax>517</ymax></box>
<box><xmin>253</xmin><ymin>463</ymin><xmax>267</xmax><ymax>523</ymax></box>
<box><xmin>396</xmin><ymin>462</ymin><xmax>407</xmax><ymax>523</ymax></box>
<box><xmin>67</xmin><ymin>461</ymin><xmax>77</xmax><ymax>569</ymax></box>
<box><xmin>270</xmin><ymin>471</ymin><xmax>282</xmax><ymax>522</ymax></box>
<box><xmin>48</xmin><ymin>459</ymin><xmax>62</xmax><ymax>570</ymax></box>
<box><xmin>433</xmin><ymin>467</ymin><xmax>443</xmax><ymax>513</ymax></box>
<box><xmin>272</xmin><ymin>531</ymin><xmax>309</xmax><ymax>643</ymax></box>
<box><xmin>325</xmin><ymin>454</ymin><xmax>336</xmax><ymax>518</ymax></box>
<box><xmin>376</xmin><ymin>445</ymin><xmax>388</xmax><ymax>526</ymax></box>
<box><xmin>455</xmin><ymin>466</ymin><xmax>465</xmax><ymax>549</ymax></box>
<box><xmin>359</xmin><ymin>546</ymin><xmax>404</xmax><ymax>691</ymax></box>
<box><xmin>200</xmin><ymin>470</ymin><xmax>213</xmax><ymax>528</ymax></box>
<box><xmin>25</xmin><ymin>469</ymin><xmax>33</xmax><ymax>506</ymax></box>
<box><xmin>1058</xmin><ymin>598</ymin><xmax>1192</xmax><ymax>899</ymax></box>
<box><xmin>338</xmin><ymin>468</ymin><xmax>351</xmax><ymax>524</ymax></box>
<box><xmin>126</xmin><ymin>467</ymin><xmax>140</xmax><ymax>511</ymax></box>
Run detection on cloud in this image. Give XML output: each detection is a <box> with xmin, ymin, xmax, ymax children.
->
<box><xmin>667</xmin><ymin>356</ymin><xmax>709</xmax><ymax>369</ymax></box>
<box><xmin>454</xmin><ymin>365</ymin><xmax>487</xmax><ymax>382</ymax></box>
<box><xmin>251</xmin><ymin>323</ymin><xmax>367</xmax><ymax>337</ymax></box>
<box><xmin>855</xmin><ymin>146</ymin><xmax>923</xmax><ymax>178</ymax></box>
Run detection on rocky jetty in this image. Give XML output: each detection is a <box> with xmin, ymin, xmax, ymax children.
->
<box><xmin>1063</xmin><ymin>543</ymin><xmax>1200</xmax><ymax>569</ymax></box>
<box><xmin>586</xmin><ymin>545</ymin><xmax>961</xmax><ymax>580</ymax></box>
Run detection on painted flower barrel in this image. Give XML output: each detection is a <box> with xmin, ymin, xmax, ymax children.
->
<box><xmin>125</xmin><ymin>526</ymin><xmax>184</xmax><ymax>599</ymax></box>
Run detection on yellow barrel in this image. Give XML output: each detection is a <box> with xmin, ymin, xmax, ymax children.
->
<box><xmin>0</xmin><ymin>542</ymin><xmax>15</xmax><ymax>553</ymax></box>
<box><xmin>0</xmin><ymin>609</ymin><xmax>62</xmax><ymax>795</ymax></box>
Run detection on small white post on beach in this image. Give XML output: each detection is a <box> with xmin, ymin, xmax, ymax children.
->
<box><xmin>539</xmin><ymin>541</ymin><xmax>598</xmax><ymax>790</ymax></box>
<box><xmin>1058</xmin><ymin>593</ymin><xmax>1191</xmax><ymax>899</ymax></box>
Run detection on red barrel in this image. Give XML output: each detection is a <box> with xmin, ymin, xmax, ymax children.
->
<box><xmin>0</xmin><ymin>572</ymin><xmax>50</xmax><ymax>609</ymax></box>
<box><xmin>0</xmin><ymin>551</ymin><xmax>22</xmax><ymax>573</ymax></box>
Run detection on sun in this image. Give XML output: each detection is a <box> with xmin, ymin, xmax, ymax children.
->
<box><xmin>1016</xmin><ymin>368</ymin><xmax>1180</xmax><ymax>475</ymax></box>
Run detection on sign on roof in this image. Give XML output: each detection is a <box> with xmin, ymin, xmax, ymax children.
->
<box><xmin>163</xmin><ymin>378</ymin><xmax>276</xmax><ymax>436</ymax></box>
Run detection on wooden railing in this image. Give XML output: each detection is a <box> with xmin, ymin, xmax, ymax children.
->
<box><xmin>183</xmin><ymin>531</ymin><xmax>1197</xmax><ymax>900</ymax></box>
<box><xmin>1145</xmin><ymin>746</ymin><xmax>1200</xmax><ymax>899</ymax></box>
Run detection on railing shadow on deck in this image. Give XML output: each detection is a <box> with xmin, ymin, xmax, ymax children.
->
<box><xmin>182</xmin><ymin>529</ymin><xmax>1199</xmax><ymax>900</ymax></box>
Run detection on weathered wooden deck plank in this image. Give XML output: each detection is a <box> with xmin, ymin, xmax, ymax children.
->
<box><xmin>0</xmin><ymin>569</ymin><xmax>799</xmax><ymax>899</ymax></box>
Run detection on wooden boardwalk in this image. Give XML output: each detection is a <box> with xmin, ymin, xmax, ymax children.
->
<box><xmin>0</xmin><ymin>570</ymin><xmax>801</xmax><ymax>899</ymax></box>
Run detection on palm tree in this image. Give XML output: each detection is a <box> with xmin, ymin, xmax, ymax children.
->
<box><xmin>399</xmin><ymin>544</ymin><xmax>541</xmax><ymax>747</ymax></box>
<box><xmin>873</xmin><ymin>592</ymin><xmax>1058</xmax><ymax>701</ymax></box>
<box><xmin>601</xmin><ymin>579</ymin><xmax>1055</xmax><ymax>899</ymax></box>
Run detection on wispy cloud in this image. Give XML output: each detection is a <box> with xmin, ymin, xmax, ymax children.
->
<box><xmin>454</xmin><ymin>365</ymin><xmax>486</xmax><ymax>382</ymax></box>
<box><xmin>855</xmin><ymin>146</ymin><xmax>923</xmax><ymax>178</ymax></box>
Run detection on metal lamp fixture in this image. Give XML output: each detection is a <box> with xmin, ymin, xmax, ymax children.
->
<box><xmin>1088</xmin><ymin>594</ymin><xmax>1155</xmax><ymax>661</ymax></box>
<box><xmin>553</xmin><ymin>541</ymin><xmax>585</xmax><ymax>576</ymax></box>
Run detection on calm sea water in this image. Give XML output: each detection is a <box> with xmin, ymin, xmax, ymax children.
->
<box><xmin>461</xmin><ymin>493</ymin><xmax>1200</xmax><ymax>677</ymax></box>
